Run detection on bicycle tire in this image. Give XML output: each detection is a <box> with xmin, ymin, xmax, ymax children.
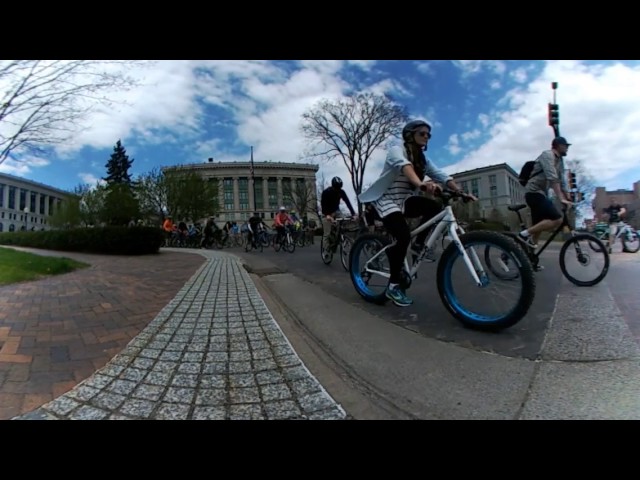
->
<box><xmin>349</xmin><ymin>233</ymin><xmax>391</xmax><ymax>305</ymax></box>
<box><xmin>437</xmin><ymin>231</ymin><xmax>536</xmax><ymax>332</ymax></box>
<box><xmin>320</xmin><ymin>237</ymin><xmax>333</xmax><ymax>265</ymax></box>
<box><xmin>622</xmin><ymin>230</ymin><xmax>640</xmax><ymax>253</ymax></box>
<box><xmin>340</xmin><ymin>236</ymin><xmax>353</xmax><ymax>272</ymax></box>
<box><xmin>559</xmin><ymin>233</ymin><xmax>610</xmax><ymax>286</ymax></box>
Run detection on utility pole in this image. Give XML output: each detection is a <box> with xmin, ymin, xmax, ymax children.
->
<box><xmin>250</xmin><ymin>146</ymin><xmax>257</xmax><ymax>213</ymax></box>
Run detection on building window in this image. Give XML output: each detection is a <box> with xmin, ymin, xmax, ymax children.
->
<box><xmin>19</xmin><ymin>189</ymin><xmax>27</xmax><ymax>211</ymax></box>
<box><xmin>268</xmin><ymin>178</ymin><xmax>278</xmax><ymax>208</ymax></box>
<box><xmin>8</xmin><ymin>186</ymin><xmax>16</xmax><ymax>209</ymax></box>
<box><xmin>461</xmin><ymin>181</ymin><xmax>468</xmax><ymax>192</ymax></box>
<box><xmin>489</xmin><ymin>174</ymin><xmax>496</xmax><ymax>185</ymax></box>
<box><xmin>30</xmin><ymin>191</ymin><xmax>37</xmax><ymax>212</ymax></box>
<box><xmin>282</xmin><ymin>177</ymin><xmax>292</xmax><ymax>207</ymax></box>
<box><xmin>254</xmin><ymin>177</ymin><xmax>264</xmax><ymax>209</ymax></box>
<box><xmin>223</xmin><ymin>178</ymin><xmax>234</xmax><ymax>210</ymax></box>
<box><xmin>238</xmin><ymin>177</ymin><xmax>249</xmax><ymax>210</ymax></box>
<box><xmin>471</xmin><ymin>178</ymin><xmax>480</xmax><ymax>198</ymax></box>
<box><xmin>0</xmin><ymin>184</ymin><xmax>4</xmax><ymax>208</ymax></box>
<box><xmin>490</xmin><ymin>185</ymin><xmax>497</xmax><ymax>196</ymax></box>
<box><xmin>40</xmin><ymin>194</ymin><xmax>46</xmax><ymax>214</ymax></box>
<box><xmin>48</xmin><ymin>196</ymin><xmax>55</xmax><ymax>216</ymax></box>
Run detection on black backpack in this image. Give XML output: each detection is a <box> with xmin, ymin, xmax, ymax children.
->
<box><xmin>518</xmin><ymin>160</ymin><xmax>542</xmax><ymax>186</ymax></box>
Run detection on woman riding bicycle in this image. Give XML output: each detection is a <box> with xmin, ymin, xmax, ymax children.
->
<box><xmin>358</xmin><ymin>119</ymin><xmax>476</xmax><ymax>307</ymax></box>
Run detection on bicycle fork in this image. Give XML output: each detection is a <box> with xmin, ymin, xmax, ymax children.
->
<box><xmin>446</xmin><ymin>224</ymin><xmax>487</xmax><ymax>287</ymax></box>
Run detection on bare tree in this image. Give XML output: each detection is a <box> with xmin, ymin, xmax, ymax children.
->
<box><xmin>315</xmin><ymin>170</ymin><xmax>330</xmax><ymax>215</ymax></box>
<box><xmin>283</xmin><ymin>179</ymin><xmax>317</xmax><ymax>218</ymax></box>
<box><xmin>0</xmin><ymin>60</ymin><xmax>149</xmax><ymax>165</ymax></box>
<box><xmin>566</xmin><ymin>158</ymin><xmax>597</xmax><ymax>226</ymax></box>
<box><xmin>300</xmin><ymin>92</ymin><xmax>408</xmax><ymax>213</ymax></box>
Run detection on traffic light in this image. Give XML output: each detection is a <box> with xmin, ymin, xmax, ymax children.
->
<box><xmin>569</xmin><ymin>172</ymin><xmax>577</xmax><ymax>189</ymax></box>
<box><xmin>548</xmin><ymin>103</ymin><xmax>559</xmax><ymax>127</ymax></box>
<box><xmin>570</xmin><ymin>192</ymin><xmax>576</xmax><ymax>202</ymax></box>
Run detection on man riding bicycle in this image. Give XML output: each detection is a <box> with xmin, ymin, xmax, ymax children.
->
<box><xmin>320</xmin><ymin>176</ymin><xmax>358</xmax><ymax>260</ymax></box>
<box><xmin>274</xmin><ymin>206</ymin><xmax>293</xmax><ymax>244</ymax></box>
<box><xmin>518</xmin><ymin>136</ymin><xmax>573</xmax><ymax>268</ymax></box>
<box><xmin>603</xmin><ymin>197</ymin><xmax>627</xmax><ymax>254</ymax></box>
<box><xmin>247</xmin><ymin>212</ymin><xmax>267</xmax><ymax>248</ymax></box>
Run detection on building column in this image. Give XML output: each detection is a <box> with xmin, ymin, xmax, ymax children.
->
<box><xmin>14</xmin><ymin>187</ymin><xmax>20</xmax><ymax>211</ymax></box>
<box><xmin>277</xmin><ymin>177</ymin><xmax>283</xmax><ymax>206</ymax></box>
<box><xmin>233</xmin><ymin>177</ymin><xmax>240</xmax><ymax>213</ymax></box>
<box><xmin>44</xmin><ymin>194</ymin><xmax>49</xmax><ymax>216</ymax></box>
<box><xmin>248</xmin><ymin>178</ymin><xmax>255</xmax><ymax>213</ymax></box>
<box><xmin>2</xmin><ymin>185</ymin><xmax>8</xmax><ymax>209</ymax></box>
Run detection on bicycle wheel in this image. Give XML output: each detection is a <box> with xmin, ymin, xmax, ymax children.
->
<box><xmin>321</xmin><ymin>237</ymin><xmax>333</xmax><ymax>265</ymax></box>
<box><xmin>349</xmin><ymin>233</ymin><xmax>392</xmax><ymax>305</ymax></box>
<box><xmin>340</xmin><ymin>235</ymin><xmax>353</xmax><ymax>272</ymax></box>
<box><xmin>622</xmin><ymin>229</ymin><xmax>640</xmax><ymax>253</ymax></box>
<box><xmin>286</xmin><ymin>237</ymin><xmax>296</xmax><ymax>253</ymax></box>
<box><xmin>437</xmin><ymin>231</ymin><xmax>536</xmax><ymax>331</ymax></box>
<box><xmin>559</xmin><ymin>233</ymin><xmax>610</xmax><ymax>286</ymax></box>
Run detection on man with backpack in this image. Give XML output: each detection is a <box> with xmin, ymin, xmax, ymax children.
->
<box><xmin>517</xmin><ymin>136</ymin><xmax>573</xmax><ymax>254</ymax></box>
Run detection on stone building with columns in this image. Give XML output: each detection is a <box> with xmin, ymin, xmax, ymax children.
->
<box><xmin>162</xmin><ymin>160</ymin><xmax>320</xmax><ymax>224</ymax></box>
<box><xmin>0</xmin><ymin>172</ymin><xmax>71</xmax><ymax>232</ymax></box>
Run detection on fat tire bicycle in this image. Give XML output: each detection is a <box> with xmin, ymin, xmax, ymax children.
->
<box><xmin>349</xmin><ymin>189</ymin><xmax>536</xmax><ymax>332</ymax></box>
<box><xmin>591</xmin><ymin>221</ymin><xmax>639</xmax><ymax>254</ymax></box>
<box><xmin>485</xmin><ymin>203</ymin><xmax>610</xmax><ymax>287</ymax></box>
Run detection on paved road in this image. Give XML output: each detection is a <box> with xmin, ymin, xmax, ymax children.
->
<box><xmin>229</xmin><ymin>238</ymin><xmax>567</xmax><ymax>360</ymax></box>
<box><xmin>604</xmin><ymin>243</ymin><xmax>640</xmax><ymax>344</ymax></box>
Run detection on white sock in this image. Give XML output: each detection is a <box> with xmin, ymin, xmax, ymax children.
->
<box><xmin>520</xmin><ymin>229</ymin><xmax>530</xmax><ymax>237</ymax></box>
<box><xmin>389</xmin><ymin>283</ymin><xmax>398</xmax><ymax>289</ymax></box>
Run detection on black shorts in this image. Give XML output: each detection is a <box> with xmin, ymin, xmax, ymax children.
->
<box><xmin>525</xmin><ymin>192</ymin><xmax>562</xmax><ymax>225</ymax></box>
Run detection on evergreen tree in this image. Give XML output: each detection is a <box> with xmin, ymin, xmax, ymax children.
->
<box><xmin>102</xmin><ymin>139</ymin><xmax>140</xmax><ymax>225</ymax></box>
<box><xmin>104</xmin><ymin>139</ymin><xmax>135</xmax><ymax>185</ymax></box>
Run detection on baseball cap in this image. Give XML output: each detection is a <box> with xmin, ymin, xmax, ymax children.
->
<box><xmin>552</xmin><ymin>136</ymin><xmax>571</xmax><ymax>146</ymax></box>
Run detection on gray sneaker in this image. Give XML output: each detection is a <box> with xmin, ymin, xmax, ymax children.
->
<box><xmin>386</xmin><ymin>285</ymin><xmax>413</xmax><ymax>307</ymax></box>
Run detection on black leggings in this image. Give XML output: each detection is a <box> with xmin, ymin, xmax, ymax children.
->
<box><xmin>381</xmin><ymin>196</ymin><xmax>442</xmax><ymax>284</ymax></box>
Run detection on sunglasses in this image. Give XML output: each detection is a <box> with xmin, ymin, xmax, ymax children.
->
<box><xmin>416</xmin><ymin>131</ymin><xmax>432</xmax><ymax>139</ymax></box>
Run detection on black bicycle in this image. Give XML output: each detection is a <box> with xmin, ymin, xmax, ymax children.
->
<box><xmin>321</xmin><ymin>216</ymin><xmax>358</xmax><ymax>271</ymax></box>
<box><xmin>485</xmin><ymin>203</ymin><xmax>610</xmax><ymax>287</ymax></box>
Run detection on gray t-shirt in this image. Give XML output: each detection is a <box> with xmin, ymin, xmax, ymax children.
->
<box><xmin>525</xmin><ymin>149</ymin><xmax>567</xmax><ymax>197</ymax></box>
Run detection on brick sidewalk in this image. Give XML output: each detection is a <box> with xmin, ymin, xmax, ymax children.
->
<box><xmin>0</xmin><ymin>247</ymin><xmax>206</xmax><ymax>420</ymax></box>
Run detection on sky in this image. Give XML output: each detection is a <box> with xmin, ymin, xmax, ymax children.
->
<box><xmin>2</xmin><ymin>60</ymin><xmax>639</xmax><ymax>219</ymax></box>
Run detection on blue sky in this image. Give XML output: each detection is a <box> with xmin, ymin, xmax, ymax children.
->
<box><xmin>2</xmin><ymin>60</ymin><xmax>639</xmax><ymax>217</ymax></box>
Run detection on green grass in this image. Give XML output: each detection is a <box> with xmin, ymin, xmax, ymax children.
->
<box><xmin>0</xmin><ymin>247</ymin><xmax>90</xmax><ymax>286</ymax></box>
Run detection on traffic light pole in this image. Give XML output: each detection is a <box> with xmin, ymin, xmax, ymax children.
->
<box><xmin>549</xmin><ymin>82</ymin><xmax>560</xmax><ymax>137</ymax></box>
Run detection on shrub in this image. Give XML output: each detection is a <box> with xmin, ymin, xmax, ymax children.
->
<box><xmin>0</xmin><ymin>226</ymin><xmax>164</xmax><ymax>255</ymax></box>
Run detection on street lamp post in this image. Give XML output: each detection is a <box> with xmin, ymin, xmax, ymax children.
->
<box><xmin>23</xmin><ymin>206</ymin><xmax>29</xmax><ymax>231</ymax></box>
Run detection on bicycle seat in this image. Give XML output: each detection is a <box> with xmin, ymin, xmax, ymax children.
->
<box><xmin>508</xmin><ymin>204</ymin><xmax>527</xmax><ymax>212</ymax></box>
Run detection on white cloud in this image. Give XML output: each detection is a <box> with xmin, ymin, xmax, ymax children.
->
<box><xmin>510</xmin><ymin>67</ymin><xmax>528</xmax><ymax>83</ymax></box>
<box><xmin>0</xmin><ymin>155</ymin><xmax>50</xmax><ymax>176</ymax></box>
<box><xmin>461</xmin><ymin>129</ymin><xmax>481</xmax><ymax>142</ymax></box>
<box><xmin>478</xmin><ymin>113</ymin><xmax>490</xmax><ymax>128</ymax></box>
<box><xmin>415</xmin><ymin>61</ymin><xmax>434</xmax><ymax>75</ymax></box>
<box><xmin>78</xmin><ymin>173</ymin><xmax>104</xmax><ymax>186</ymax></box>
<box><xmin>452</xmin><ymin>60</ymin><xmax>508</xmax><ymax>78</ymax></box>
<box><xmin>447</xmin><ymin>134</ymin><xmax>461</xmax><ymax>155</ymax></box>
<box><xmin>444</xmin><ymin>60</ymin><xmax>640</xmax><ymax>190</ymax></box>
<box><xmin>490</xmin><ymin>79</ymin><xmax>501</xmax><ymax>90</ymax></box>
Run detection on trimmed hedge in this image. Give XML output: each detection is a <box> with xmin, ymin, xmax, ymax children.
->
<box><xmin>0</xmin><ymin>226</ymin><xmax>164</xmax><ymax>255</ymax></box>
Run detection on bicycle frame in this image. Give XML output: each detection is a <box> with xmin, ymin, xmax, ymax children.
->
<box><xmin>508</xmin><ymin>205</ymin><xmax>574</xmax><ymax>260</ymax></box>
<box><xmin>363</xmin><ymin>203</ymin><xmax>486</xmax><ymax>287</ymax></box>
<box><xmin>597</xmin><ymin>221</ymin><xmax>632</xmax><ymax>241</ymax></box>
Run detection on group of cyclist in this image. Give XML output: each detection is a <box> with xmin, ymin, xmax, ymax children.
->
<box><xmin>162</xmin><ymin>118</ymin><xmax>590</xmax><ymax>308</ymax></box>
<box><xmin>320</xmin><ymin>119</ymin><xmax>587</xmax><ymax>307</ymax></box>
